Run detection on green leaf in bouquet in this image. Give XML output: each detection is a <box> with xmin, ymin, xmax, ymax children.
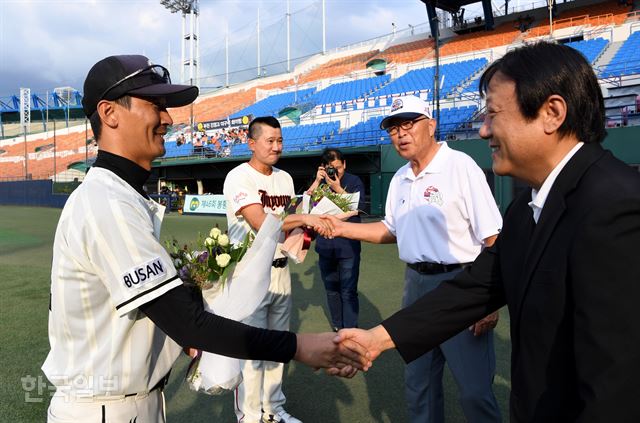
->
<box><xmin>238</xmin><ymin>231</ymin><xmax>253</xmax><ymax>256</ymax></box>
<box><xmin>219</xmin><ymin>263</ymin><xmax>234</xmax><ymax>285</ymax></box>
<box><xmin>312</xmin><ymin>184</ymin><xmax>352</xmax><ymax>212</ymax></box>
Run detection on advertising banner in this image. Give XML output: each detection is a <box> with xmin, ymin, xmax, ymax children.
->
<box><xmin>183</xmin><ymin>194</ymin><xmax>227</xmax><ymax>215</ymax></box>
<box><xmin>196</xmin><ymin>115</ymin><xmax>252</xmax><ymax>132</ymax></box>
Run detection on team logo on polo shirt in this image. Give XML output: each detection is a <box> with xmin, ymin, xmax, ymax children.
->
<box><xmin>391</xmin><ymin>99</ymin><xmax>403</xmax><ymax>112</ymax></box>
<box><xmin>121</xmin><ymin>257</ymin><xmax>167</xmax><ymax>289</ymax></box>
<box><xmin>424</xmin><ymin>185</ymin><xmax>443</xmax><ymax>206</ymax></box>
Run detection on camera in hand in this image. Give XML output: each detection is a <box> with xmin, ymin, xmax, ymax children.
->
<box><xmin>325</xmin><ymin>166</ymin><xmax>337</xmax><ymax>179</ymax></box>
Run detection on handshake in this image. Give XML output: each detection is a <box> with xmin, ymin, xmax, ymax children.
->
<box><xmin>293</xmin><ymin>325</ymin><xmax>395</xmax><ymax>378</ymax></box>
<box><xmin>300</xmin><ymin>214</ymin><xmax>344</xmax><ymax>239</ymax></box>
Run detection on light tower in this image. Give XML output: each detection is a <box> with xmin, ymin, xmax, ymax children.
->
<box><xmin>160</xmin><ymin>0</ymin><xmax>199</xmax><ymax>87</ymax></box>
<box><xmin>19</xmin><ymin>87</ymin><xmax>31</xmax><ymax>179</ymax></box>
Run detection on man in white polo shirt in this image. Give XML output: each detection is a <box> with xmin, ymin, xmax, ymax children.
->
<box><xmin>328</xmin><ymin>95</ymin><xmax>503</xmax><ymax>423</ymax></box>
<box><xmin>42</xmin><ymin>55</ymin><xmax>365</xmax><ymax>423</ymax></box>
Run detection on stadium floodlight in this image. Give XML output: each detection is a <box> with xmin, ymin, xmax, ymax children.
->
<box><xmin>547</xmin><ymin>0</ymin><xmax>554</xmax><ymax>35</ymax></box>
<box><xmin>160</xmin><ymin>0</ymin><xmax>197</xmax><ymax>14</ymax></box>
<box><xmin>20</xmin><ymin>87</ymin><xmax>30</xmax><ymax>179</ymax></box>
<box><xmin>161</xmin><ymin>0</ymin><xmax>199</xmax><ymax>87</ymax></box>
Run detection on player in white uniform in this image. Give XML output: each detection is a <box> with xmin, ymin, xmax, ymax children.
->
<box><xmin>224</xmin><ymin>116</ymin><xmax>332</xmax><ymax>423</ymax></box>
<box><xmin>43</xmin><ymin>56</ymin><xmax>365</xmax><ymax>423</ymax></box>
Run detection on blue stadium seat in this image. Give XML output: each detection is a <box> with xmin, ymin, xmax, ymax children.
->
<box><xmin>565</xmin><ymin>38</ymin><xmax>609</xmax><ymax>64</ymax></box>
<box><xmin>373</xmin><ymin>58</ymin><xmax>488</xmax><ymax>100</ymax></box>
<box><xmin>308</xmin><ymin>75</ymin><xmax>391</xmax><ymax>108</ymax></box>
<box><xmin>280</xmin><ymin>121</ymin><xmax>341</xmax><ymax>152</ymax></box>
<box><xmin>162</xmin><ymin>141</ymin><xmax>194</xmax><ymax>158</ymax></box>
<box><xmin>230</xmin><ymin>88</ymin><xmax>316</xmax><ymax>118</ymax></box>
<box><xmin>601</xmin><ymin>32</ymin><xmax>640</xmax><ymax>78</ymax></box>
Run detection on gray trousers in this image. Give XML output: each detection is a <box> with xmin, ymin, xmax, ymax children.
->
<box><xmin>403</xmin><ymin>266</ymin><xmax>502</xmax><ymax>423</ymax></box>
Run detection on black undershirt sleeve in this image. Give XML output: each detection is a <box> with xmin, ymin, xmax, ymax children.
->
<box><xmin>139</xmin><ymin>284</ymin><xmax>297</xmax><ymax>363</ymax></box>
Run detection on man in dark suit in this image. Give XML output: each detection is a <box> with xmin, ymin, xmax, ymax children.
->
<box><xmin>334</xmin><ymin>42</ymin><xmax>640</xmax><ymax>422</ymax></box>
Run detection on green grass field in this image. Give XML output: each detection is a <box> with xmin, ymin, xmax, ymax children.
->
<box><xmin>0</xmin><ymin>205</ymin><xmax>511</xmax><ymax>422</ymax></box>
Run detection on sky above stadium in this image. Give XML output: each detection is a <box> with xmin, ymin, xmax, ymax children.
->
<box><xmin>0</xmin><ymin>0</ymin><xmax>445</xmax><ymax>97</ymax></box>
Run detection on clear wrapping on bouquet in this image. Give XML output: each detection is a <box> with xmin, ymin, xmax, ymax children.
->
<box><xmin>280</xmin><ymin>192</ymin><xmax>359</xmax><ymax>264</ymax></box>
<box><xmin>186</xmin><ymin>214</ymin><xmax>282</xmax><ymax>395</ymax></box>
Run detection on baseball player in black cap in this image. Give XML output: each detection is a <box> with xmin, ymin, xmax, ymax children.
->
<box><xmin>42</xmin><ymin>55</ymin><xmax>367</xmax><ymax>423</ymax></box>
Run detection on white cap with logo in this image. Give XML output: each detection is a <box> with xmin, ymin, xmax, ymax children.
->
<box><xmin>380</xmin><ymin>95</ymin><xmax>433</xmax><ymax>129</ymax></box>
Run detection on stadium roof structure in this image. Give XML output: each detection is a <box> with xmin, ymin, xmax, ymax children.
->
<box><xmin>419</xmin><ymin>0</ymin><xmax>499</xmax><ymax>35</ymax></box>
<box><xmin>423</xmin><ymin>0</ymin><xmax>486</xmax><ymax>13</ymax></box>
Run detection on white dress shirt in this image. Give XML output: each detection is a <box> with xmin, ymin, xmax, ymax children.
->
<box><xmin>529</xmin><ymin>142</ymin><xmax>584</xmax><ymax>223</ymax></box>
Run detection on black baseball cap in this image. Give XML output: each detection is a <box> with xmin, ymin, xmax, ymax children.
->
<box><xmin>81</xmin><ymin>54</ymin><xmax>199</xmax><ymax>117</ymax></box>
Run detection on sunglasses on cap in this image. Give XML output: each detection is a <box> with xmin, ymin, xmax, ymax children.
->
<box><xmin>98</xmin><ymin>64</ymin><xmax>171</xmax><ymax>103</ymax></box>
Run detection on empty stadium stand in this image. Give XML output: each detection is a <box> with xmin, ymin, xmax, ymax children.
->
<box><xmin>0</xmin><ymin>128</ymin><xmax>94</xmax><ymax>181</ymax></box>
<box><xmin>331</xmin><ymin>116</ymin><xmax>389</xmax><ymax>148</ymax></box>
<box><xmin>525</xmin><ymin>1</ymin><xmax>631</xmax><ymax>39</ymax></box>
<box><xmin>280</xmin><ymin>121</ymin><xmax>340</xmax><ymax>152</ymax></box>
<box><xmin>439</xmin><ymin>22</ymin><xmax>520</xmax><ymax>57</ymax></box>
<box><xmin>297</xmin><ymin>51</ymin><xmax>380</xmax><ymax>85</ymax></box>
<box><xmin>230</xmin><ymin>88</ymin><xmax>316</xmax><ymax>118</ymax></box>
<box><xmin>3</xmin><ymin>0</ymin><xmax>640</xmax><ymax>183</ymax></box>
<box><xmin>371</xmin><ymin>38</ymin><xmax>435</xmax><ymax>64</ymax></box>
<box><xmin>309</xmin><ymin>75</ymin><xmax>391</xmax><ymax>106</ymax></box>
<box><xmin>374</xmin><ymin>58</ymin><xmax>487</xmax><ymax>99</ymax></box>
<box><xmin>565</xmin><ymin>37</ymin><xmax>609</xmax><ymax>64</ymax></box>
<box><xmin>601</xmin><ymin>31</ymin><xmax>640</xmax><ymax>77</ymax></box>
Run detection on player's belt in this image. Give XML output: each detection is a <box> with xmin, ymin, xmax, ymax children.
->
<box><xmin>125</xmin><ymin>373</ymin><xmax>169</xmax><ymax>397</ymax></box>
<box><xmin>272</xmin><ymin>257</ymin><xmax>288</xmax><ymax>268</ymax></box>
<box><xmin>407</xmin><ymin>261</ymin><xmax>471</xmax><ymax>275</ymax></box>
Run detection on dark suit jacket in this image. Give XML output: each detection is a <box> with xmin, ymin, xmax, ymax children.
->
<box><xmin>383</xmin><ymin>143</ymin><xmax>640</xmax><ymax>422</ymax></box>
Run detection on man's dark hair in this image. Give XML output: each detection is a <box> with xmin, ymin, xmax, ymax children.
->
<box><xmin>248</xmin><ymin>116</ymin><xmax>281</xmax><ymax>140</ymax></box>
<box><xmin>321</xmin><ymin>148</ymin><xmax>344</xmax><ymax>165</ymax></box>
<box><xmin>88</xmin><ymin>96</ymin><xmax>132</xmax><ymax>141</ymax></box>
<box><xmin>479</xmin><ymin>41</ymin><xmax>606</xmax><ymax>144</ymax></box>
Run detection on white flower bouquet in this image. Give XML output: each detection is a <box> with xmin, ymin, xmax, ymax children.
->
<box><xmin>166</xmin><ymin>214</ymin><xmax>283</xmax><ymax>395</ymax></box>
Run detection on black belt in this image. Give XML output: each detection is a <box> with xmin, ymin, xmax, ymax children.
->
<box><xmin>407</xmin><ymin>261</ymin><xmax>471</xmax><ymax>275</ymax></box>
<box><xmin>125</xmin><ymin>373</ymin><xmax>169</xmax><ymax>397</ymax></box>
<box><xmin>272</xmin><ymin>257</ymin><xmax>288</xmax><ymax>268</ymax></box>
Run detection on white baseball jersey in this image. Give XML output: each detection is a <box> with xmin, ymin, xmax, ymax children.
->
<box><xmin>224</xmin><ymin>163</ymin><xmax>295</xmax><ymax>421</ymax></box>
<box><xmin>223</xmin><ymin>162</ymin><xmax>294</xmax><ymax>254</ymax></box>
<box><xmin>42</xmin><ymin>167</ymin><xmax>182</xmax><ymax>398</ymax></box>
<box><xmin>382</xmin><ymin>142</ymin><xmax>502</xmax><ymax>264</ymax></box>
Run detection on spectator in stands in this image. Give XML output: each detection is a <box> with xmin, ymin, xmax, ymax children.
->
<box><xmin>306</xmin><ymin>148</ymin><xmax>365</xmax><ymax>331</ymax></box>
<box><xmin>193</xmin><ymin>132</ymin><xmax>203</xmax><ymax>154</ymax></box>
<box><xmin>43</xmin><ymin>55</ymin><xmax>366</xmax><ymax>423</ymax></box>
<box><xmin>326</xmin><ymin>95</ymin><xmax>503</xmax><ymax>423</ymax></box>
<box><xmin>336</xmin><ymin>41</ymin><xmax>640</xmax><ymax>423</ymax></box>
<box><xmin>212</xmin><ymin>136</ymin><xmax>221</xmax><ymax>151</ymax></box>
